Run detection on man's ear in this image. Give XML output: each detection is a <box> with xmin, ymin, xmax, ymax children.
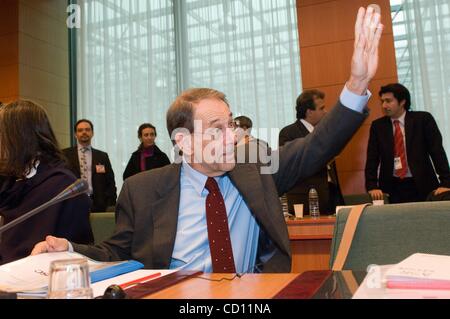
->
<box><xmin>399</xmin><ymin>99</ymin><xmax>406</xmax><ymax>110</ymax></box>
<box><xmin>305</xmin><ymin>108</ymin><xmax>312</xmax><ymax>119</ymax></box>
<box><xmin>174</xmin><ymin>132</ymin><xmax>192</xmax><ymax>156</ymax></box>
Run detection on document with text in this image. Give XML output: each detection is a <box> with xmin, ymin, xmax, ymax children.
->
<box><xmin>0</xmin><ymin>252</ymin><xmax>145</xmax><ymax>296</ymax></box>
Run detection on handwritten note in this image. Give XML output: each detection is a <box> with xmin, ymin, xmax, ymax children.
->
<box><xmin>385</xmin><ymin>253</ymin><xmax>450</xmax><ymax>281</ymax></box>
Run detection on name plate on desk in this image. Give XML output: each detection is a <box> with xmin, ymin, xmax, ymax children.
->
<box><xmin>125</xmin><ymin>270</ymin><xmax>202</xmax><ymax>299</ymax></box>
<box><xmin>286</xmin><ymin>217</ymin><xmax>336</xmax><ymax>273</ymax></box>
<box><xmin>286</xmin><ymin>216</ymin><xmax>336</xmax><ymax>240</ymax></box>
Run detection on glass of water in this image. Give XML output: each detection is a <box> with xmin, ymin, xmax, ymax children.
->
<box><xmin>47</xmin><ymin>258</ymin><xmax>93</xmax><ymax>299</ymax></box>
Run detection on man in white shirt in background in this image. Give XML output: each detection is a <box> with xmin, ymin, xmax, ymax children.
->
<box><xmin>279</xmin><ymin>89</ymin><xmax>344</xmax><ymax>215</ymax></box>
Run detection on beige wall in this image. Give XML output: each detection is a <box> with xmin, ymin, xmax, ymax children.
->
<box><xmin>18</xmin><ymin>0</ymin><xmax>71</xmax><ymax>147</ymax></box>
<box><xmin>297</xmin><ymin>0</ymin><xmax>398</xmax><ymax>195</ymax></box>
<box><xmin>0</xmin><ymin>0</ymin><xmax>19</xmax><ymax>103</ymax></box>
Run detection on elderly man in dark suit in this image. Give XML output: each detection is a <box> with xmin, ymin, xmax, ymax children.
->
<box><xmin>279</xmin><ymin>89</ymin><xmax>344</xmax><ymax>215</ymax></box>
<box><xmin>62</xmin><ymin>119</ymin><xmax>117</xmax><ymax>212</ymax></box>
<box><xmin>365</xmin><ymin>83</ymin><xmax>450</xmax><ymax>203</ymax></box>
<box><xmin>33</xmin><ymin>7</ymin><xmax>383</xmax><ymax>273</ymax></box>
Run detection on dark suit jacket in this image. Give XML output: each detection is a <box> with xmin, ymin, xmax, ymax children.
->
<box><xmin>73</xmin><ymin>102</ymin><xmax>367</xmax><ymax>272</ymax></box>
<box><xmin>0</xmin><ymin>176</ymin><xmax>7</xmax><ymax>190</ymax></box>
<box><xmin>279</xmin><ymin>120</ymin><xmax>343</xmax><ymax>214</ymax></box>
<box><xmin>123</xmin><ymin>145</ymin><xmax>170</xmax><ymax>181</ymax></box>
<box><xmin>0</xmin><ymin>161</ymin><xmax>93</xmax><ymax>264</ymax></box>
<box><xmin>62</xmin><ymin>146</ymin><xmax>117</xmax><ymax>212</ymax></box>
<box><xmin>365</xmin><ymin>111</ymin><xmax>450</xmax><ymax>200</ymax></box>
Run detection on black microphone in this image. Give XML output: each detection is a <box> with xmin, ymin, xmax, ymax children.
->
<box><xmin>0</xmin><ymin>179</ymin><xmax>88</xmax><ymax>237</ymax></box>
<box><xmin>98</xmin><ymin>284</ymin><xmax>129</xmax><ymax>299</ymax></box>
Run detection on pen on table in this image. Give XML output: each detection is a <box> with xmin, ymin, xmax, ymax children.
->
<box><xmin>119</xmin><ymin>272</ymin><xmax>162</xmax><ymax>289</ymax></box>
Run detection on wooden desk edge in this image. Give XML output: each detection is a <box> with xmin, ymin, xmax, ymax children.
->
<box><xmin>286</xmin><ymin>216</ymin><xmax>336</xmax><ymax>225</ymax></box>
<box><xmin>144</xmin><ymin>273</ymin><xmax>303</xmax><ymax>299</ymax></box>
<box><xmin>273</xmin><ymin>271</ymin><xmax>332</xmax><ymax>299</ymax></box>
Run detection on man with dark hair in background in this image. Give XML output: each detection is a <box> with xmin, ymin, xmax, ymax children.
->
<box><xmin>279</xmin><ymin>89</ymin><xmax>344</xmax><ymax>215</ymax></box>
<box><xmin>233</xmin><ymin>115</ymin><xmax>254</xmax><ymax>146</ymax></box>
<box><xmin>62</xmin><ymin>119</ymin><xmax>117</xmax><ymax>212</ymax></box>
<box><xmin>366</xmin><ymin>83</ymin><xmax>450</xmax><ymax>203</ymax></box>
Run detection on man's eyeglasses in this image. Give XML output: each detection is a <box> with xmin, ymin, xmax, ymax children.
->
<box><xmin>193</xmin><ymin>128</ymin><xmax>235</xmax><ymax>141</ymax></box>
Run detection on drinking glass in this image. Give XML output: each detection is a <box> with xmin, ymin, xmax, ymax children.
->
<box><xmin>47</xmin><ymin>258</ymin><xmax>93</xmax><ymax>299</ymax></box>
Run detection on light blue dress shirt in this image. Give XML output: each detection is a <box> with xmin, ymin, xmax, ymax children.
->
<box><xmin>340</xmin><ymin>85</ymin><xmax>371</xmax><ymax>113</ymax></box>
<box><xmin>170</xmin><ymin>160</ymin><xmax>260</xmax><ymax>273</ymax></box>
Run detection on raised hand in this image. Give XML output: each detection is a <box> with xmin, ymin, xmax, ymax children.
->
<box><xmin>347</xmin><ymin>6</ymin><xmax>384</xmax><ymax>95</ymax></box>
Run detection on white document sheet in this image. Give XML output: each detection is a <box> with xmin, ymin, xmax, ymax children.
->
<box><xmin>353</xmin><ymin>264</ymin><xmax>450</xmax><ymax>299</ymax></box>
<box><xmin>385</xmin><ymin>253</ymin><xmax>450</xmax><ymax>282</ymax></box>
<box><xmin>0</xmin><ymin>252</ymin><xmax>101</xmax><ymax>293</ymax></box>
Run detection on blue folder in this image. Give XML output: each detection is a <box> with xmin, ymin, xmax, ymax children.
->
<box><xmin>90</xmin><ymin>260</ymin><xmax>144</xmax><ymax>283</ymax></box>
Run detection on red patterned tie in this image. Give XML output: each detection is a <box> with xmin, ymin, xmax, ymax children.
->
<box><xmin>393</xmin><ymin>120</ymin><xmax>407</xmax><ymax>179</ymax></box>
<box><xmin>204</xmin><ymin>177</ymin><xmax>236</xmax><ymax>273</ymax></box>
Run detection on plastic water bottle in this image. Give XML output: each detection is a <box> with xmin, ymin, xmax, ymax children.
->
<box><xmin>280</xmin><ymin>195</ymin><xmax>289</xmax><ymax>217</ymax></box>
<box><xmin>309</xmin><ymin>188</ymin><xmax>320</xmax><ymax>218</ymax></box>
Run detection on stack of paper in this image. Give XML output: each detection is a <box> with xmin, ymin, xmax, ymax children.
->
<box><xmin>0</xmin><ymin>252</ymin><xmax>144</xmax><ymax>297</ymax></box>
<box><xmin>385</xmin><ymin>253</ymin><xmax>450</xmax><ymax>290</ymax></box>
<box><xmin>353</xmin><ymin>264</ymin><xmax>450</xmax><ymax>299</ymax></box>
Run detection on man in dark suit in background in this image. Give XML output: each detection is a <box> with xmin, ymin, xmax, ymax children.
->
<box><xmin>233</xmin><ymin>115</ymin><xmax>254</xmax><ymax>146</ymax></box>
<box><xmin>365</xmin><ymin>83</ymin><xmax>450</xmax><ymax>203</ymax></box>
<box><xmin>279</xmin><ymin>89</ymin><xmax>344</xmax><ymax>215</ymax></box>
<box><xmin>62</xmin><ymin>119</ymin><xmax>117</xmax><ymax>212</ymax></box>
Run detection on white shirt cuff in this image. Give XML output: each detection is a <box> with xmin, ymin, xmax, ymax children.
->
<box><xmin>340</xmin><ymin>84</ymin><xmax>371</xmax><ymax>113</ymax></box>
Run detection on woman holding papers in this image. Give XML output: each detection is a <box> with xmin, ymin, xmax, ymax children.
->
<box><xmin>0</xmin><ymin>100</ymin><xmax>94</xmax><ymax>264</ymax></box>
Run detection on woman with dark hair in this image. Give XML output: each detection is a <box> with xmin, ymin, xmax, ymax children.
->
<box><xmin>123</xmin><ymin>123</ymin><xmax>170</xmax><ymax>180</ymax></box>
<box><xmin>0</xmin><ymin>100</ymin><xmax>93</xmax><ymax>264</ymax></box>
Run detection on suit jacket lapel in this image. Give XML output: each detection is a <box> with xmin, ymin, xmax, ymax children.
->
<box><xmin>71</xmin><ymin>146</ymin><xmax>81</xmax><ymax>176</ymax></box>
<box><xmin>91</xmin><ymin>148</ymin><xmax>97</xmax><ymax>176</ymax></box>
<box><xmin>296</xmin><ymin>120</ymin><xmax>310</xmax><ymax>138</ymax></box>
<box><xmin>150</xmin><ymin>164</ymin><xmax>181</xmax><ymax>268</ymax></box>
<box><xmin>384</xmin><ymin>117</ymin><xmax>394</xmax><ymax>168</ymax></box>
<box><xmin>228</xmin><ymin>164</ymin><xmax>285</xmax><ymax>249</ymax></box>
<box><xmin>404</xmin><ymin>111</ymin><xmax>414</xmax><ymax>156</ymax></box>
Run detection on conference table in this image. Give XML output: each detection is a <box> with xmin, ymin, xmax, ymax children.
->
<box><xmin>130</xmin><ymin>270</ymin><xmax>365</xmax><ymax>299</ymax></box>
<box><xmin>127</xmin><ymin>215</ymin><xmax>347</xmax><ymax>299</ymax></box>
